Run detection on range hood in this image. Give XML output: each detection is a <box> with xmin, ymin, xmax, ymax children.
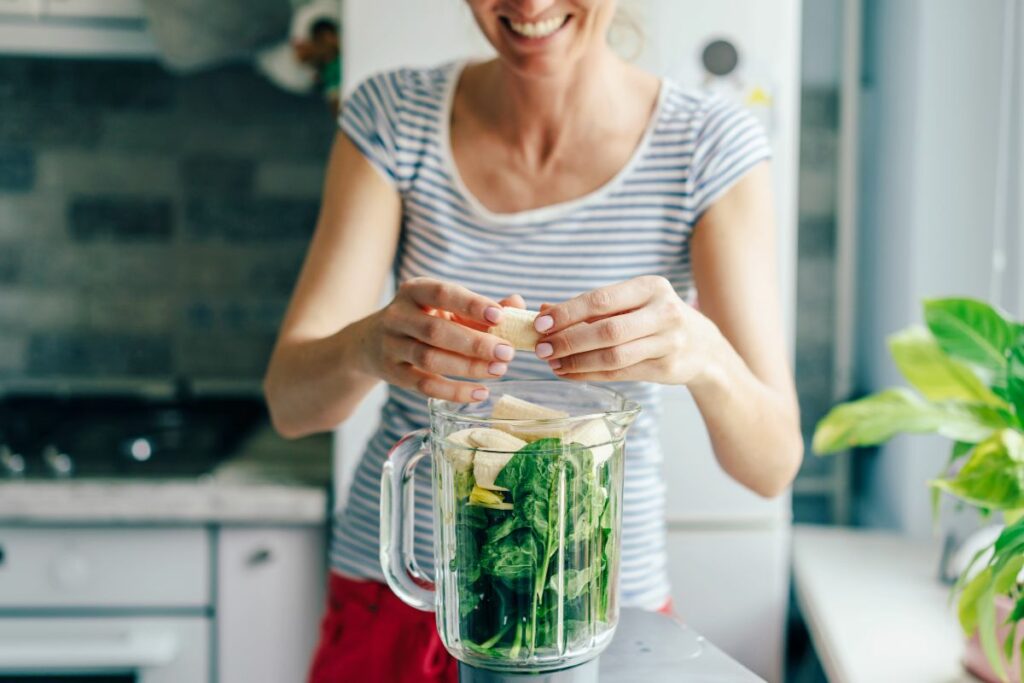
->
<box><xmin>0</xmin><ymin>0</ymin><xmax>158</xmax><ymax>59</ymax></box>
<box><xmin>0</xmin><ymin>0</ymin><xmax>293</xmax><ymax>71</ymax></box>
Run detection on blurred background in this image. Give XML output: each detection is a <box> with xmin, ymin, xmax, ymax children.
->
<box><xmin>0</xmin><ymin>1</ymin><xmax>1020</xmax><ymax>682</ymax></box>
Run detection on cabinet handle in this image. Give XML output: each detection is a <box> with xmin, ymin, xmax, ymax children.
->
<box><xmin>246</xmin><ymin>548</ymin><xmax>272</xmax><ymax>567</ymax></box>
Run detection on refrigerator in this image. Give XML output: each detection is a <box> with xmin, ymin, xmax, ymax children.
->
<box><xmin>336</xmin><ymin>2</ymin><xmax>802</xmax><ymax>680</ymax></box>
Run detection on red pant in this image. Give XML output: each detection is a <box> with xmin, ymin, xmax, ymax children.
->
<box><xmin>307</xmin><ymin>572</ymin><xmax>457</xmax><ymax>683</ymax></box>
<box><xmin>308</xmin><ymin>572</ymin><xmax>676</xmax><ymax>683</ymax></box>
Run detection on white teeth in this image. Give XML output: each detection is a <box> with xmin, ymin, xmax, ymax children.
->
<box><xmin>508</xmin><ymin>16</ymin><xmax>565</xmax><ymax>39</ymax></box>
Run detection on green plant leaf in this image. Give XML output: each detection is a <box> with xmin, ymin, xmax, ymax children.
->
<box><xmin>889</xmin><ymin>327</ymin><xmax>1007</xmax><ymax>407</ymax></box>
<box><xmin>1008</xmin><ymin>344</ymin><xmax>1024</xmax><ymax>426</ymax></box>
<box><xmin>812</xmin><ymin>388</ymin><xmax>1006</xmax><ymax>454</ymax></box>
<box><xmin>924</xmin><ymin>298</ymin><xmax>1016</xmax><ymax>372</ymax></box>
<box><xmin>993</xmin><ymin>554</ymin><xmax>1024</xmax><ymax>595</ymax></box>
<box><xmin>1010</xmin><ymin>597</ymin><xmax>1024</xmax><ymax>623</ymax></box>
<box><xmin>994</xmin><ymin>516</ymin><xmax>1024</xmax><ymax>555</ymax></box>
<box><xmin>931</xmin><ymin>430</ymin><xmax>1024</xmax><ymax>510</ymax></box>
<box><xmin>960</xmin><ymin>567</ymin><xmax>994</xmax><ymax>635</ymax></box>
<box><xmin>978</xmin><ymin>581</ymin><xmax>1009</xmax><ymax>682</ymax></box>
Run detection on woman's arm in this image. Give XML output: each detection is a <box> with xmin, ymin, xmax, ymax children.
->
<box><xmin>263</xmin><ymin>132</ymin><xmax>402</xmax><ymax>438</ymax></box>
<box><xmin>530</xmin><ymin>163</ymin><xmax>802</xmax><ymax>497</ymax></box>
<box><xmin>264</xmin><ymin>132</ymin><xmax>516</xmax><ymax>438</ymax></box>
<box><xmin>684</xmin><ymin>163</ymin><xmax>803</xmax><ymax>497</ymax></box>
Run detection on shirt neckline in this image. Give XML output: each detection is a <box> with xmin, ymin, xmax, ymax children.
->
<box><xmin>439</xmin><ymin>60</ymin><xmax>668</xmax><ymax>226</ymax></box>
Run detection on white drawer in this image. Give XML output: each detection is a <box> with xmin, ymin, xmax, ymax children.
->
<box><xmin>0</xmin><ymin>527</ymin><xmax>210</xmax><ymax>608</ymax></box>
<box><xmin>0</xmin><ymin>616</ymin><xmax>210</xmax><ymax>682</ymax></box>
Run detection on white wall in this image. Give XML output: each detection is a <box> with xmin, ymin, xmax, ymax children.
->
<box><xmin>855</xmin><ymin>0</ymin><xmax>1023</xmax><ymax>536</ymax></box>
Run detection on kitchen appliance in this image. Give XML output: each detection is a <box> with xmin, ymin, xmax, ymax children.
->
<box><xmin>381</xmin><ymin>381</ymin><xmax>639</xmax><ymax>681</ymax></box>
<box><xmin>0</xmin><ymin>526</ymin><xmax>211</xmax><ymax>682</ymax></box>
<box><xmin>0</xmin><ymin>393</ymin><xmax>266</xmax><ymax>480</ymax></box>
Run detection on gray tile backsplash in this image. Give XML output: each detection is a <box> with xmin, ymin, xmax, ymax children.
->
<box><xmin>0</xmin><ymin>146</ymin><xmax>35</xmax><ymax>192</ymax></box>
<box><xmin>0</xmin><ymin>56</ymin><xmax>334</xmax><ymax>384</ymax></box>
<box><xmin>68</xmin><ymin>196</ymin><xmax>174</xmax><ymax>242</ymax></box>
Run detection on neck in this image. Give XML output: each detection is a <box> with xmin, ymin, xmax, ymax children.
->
<box><xmin>478</xmin><ymin>48</ymin><xmax>630</xmax><ymax>165</ymax></box>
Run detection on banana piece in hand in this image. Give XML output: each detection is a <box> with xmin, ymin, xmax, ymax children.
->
<box><xmin>568</xmin><ymin>418</ymin><xmax>616</xmax><ymax>466</ymax></box>
<box><xmin>468</xmin><ymin>428</ymin><xmax>527</xmax><ymax>490</ymax></box>
<box><xmin>488</xmin><ymin>307</ymin><xmax>540</xmax><ymax>351</ymax></box>
<box><xmin>491</xmin><ymin>394</ymin><xmax>570</xmax><ymax>441</ymax></box>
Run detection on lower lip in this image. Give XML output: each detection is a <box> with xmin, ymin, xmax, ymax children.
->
<box><xmin>501</xmin><ymin>17</ymin><xmax>570</xmax><ymax>48</ymax></box>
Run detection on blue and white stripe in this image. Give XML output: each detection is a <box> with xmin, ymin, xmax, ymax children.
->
<box><xmin>330</xmin><ymin>61</ymin><xmax>770</xmax><ymax>610</ymax></box>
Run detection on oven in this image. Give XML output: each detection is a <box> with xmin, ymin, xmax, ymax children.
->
<box><xmin>0</xmin><ymin>527</ymin><xmax>213</xmax><ymax>682</ymax></box>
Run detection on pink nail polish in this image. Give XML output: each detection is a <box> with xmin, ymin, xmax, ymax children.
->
<box><xmin>494</xmin><ymin>344</ymin><xmax>514</xmax><ymax>361</ymax></box>
<box><xmin>488</xmin><ymin>362</ymin><xmax>507</xmax><ymax>376</ymax></box>
<box><xmin>484</xmin><ymin>306</ymin><xmax>502</xmax><ymax>324</ymax></box>
<box><xmin>536</xmin><ymin>342</ymin><xmax>553</xmax><ymax>358</ymax></box>
<box><xmin>549</xmin><ymin>359</ymin><xmax>562</xmax><ymax>370</ymax></box>
<box><xmin>535</xmin><ymin>315</ymin><xmax>554</xmax><ymax>333</ymax></box>
<box><xmin>471</xmin><ymin>388</ymin><xmax>489</xmax><ymax>401</ymax></box>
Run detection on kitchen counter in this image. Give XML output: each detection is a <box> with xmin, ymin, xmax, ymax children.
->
<box><xmin>0</xmin><ymin>430</ymin><xmax>332</xmax><ymax>525</ymax></box>
<box><xmin>0</xmin><ymin>478</ymin><xmax>328</xmax><ymax>524</ymax></box>
<box><xmin>792</xmin><ymin>524</ymin><xmax>974</xmax><ymax>683</ymax></box>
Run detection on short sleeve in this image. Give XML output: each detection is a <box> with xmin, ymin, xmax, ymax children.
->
<box><xmin>689</xmin><ymin>97</ymin><xmax>772</xmax><ymax>220</ymax></box>
<box><xmin>338</xmin><ymin>73</ymin><xmax>402</xmax><ymax>188</ymax></box>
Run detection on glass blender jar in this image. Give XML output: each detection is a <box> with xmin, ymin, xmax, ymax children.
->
<box><xmin>381</xmin><ymin>380</ymin><xmax>640</xmax><ymax>681</ymax></box>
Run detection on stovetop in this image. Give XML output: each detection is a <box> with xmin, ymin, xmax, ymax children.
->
<box><xmin>0</xmin><ymin>394</ymin><xmax>267</xmax><ymax>479</ymax></box>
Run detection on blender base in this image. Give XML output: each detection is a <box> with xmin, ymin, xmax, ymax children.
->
<box><xmin>457</xmin><ymin>659</ymin><xmax>600</xmax><ymax>683</ymax></box>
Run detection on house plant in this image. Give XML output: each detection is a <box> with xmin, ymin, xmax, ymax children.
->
<box><xmin>813</xmin><ymin>298</ymin><xmax>1024</xmax><ymax>682</ymax></box>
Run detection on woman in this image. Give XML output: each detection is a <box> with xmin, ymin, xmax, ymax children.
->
<box><xmin>264</xmin><ymin>1</ymin><xmax>803</xmax><ymax>681</ymax></box>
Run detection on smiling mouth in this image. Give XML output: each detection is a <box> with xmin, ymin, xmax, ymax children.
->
<box><xmin>500</xmin><ymin>14</ymin><xmax>571</xmax><ymax>40</ymax></box>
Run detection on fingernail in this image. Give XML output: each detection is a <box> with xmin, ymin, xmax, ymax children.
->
<box><xmin>484</xmin><ymin>306</ymin><xmax>502</xmax><ymax>324</ymax></box>
<box><xmin>549</xmin><ymin>359</ymin><xmax>562</xmax><ymax>370</ymax></box>
<box><xmin>536</xmin><ymin>342</ymin><xmax>553</xmax><ymax>358</ymax></box>
<box><xmin>494</xmin><ymin>344</ymin><xmax>514</xmax><ymax>361</ymax></box>
<box><xmin>471</xmin><ymin>388</ymin><xmax>489</xmax><ymax>401</ymax></box>
<box><xmin>535</xmin><ymin>315</ymin><xmax>554</xmax><ymax>332</ymax></box>
<box><xmin>488</xmin><ymin>362</ymin><xmax>507</xmax><ymax>376</ymax></box>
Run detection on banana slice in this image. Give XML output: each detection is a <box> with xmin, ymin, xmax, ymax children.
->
<box><xmin>488</xmin><ymin>307</ymin><xmax>540</xmax><ymax>351</ymax></box>
<box><xmin>443</xmin><ymin>428</ymin><xmax>477</xmax><ymax>472</ymax></box>
<box><xmin>491</xmin><ymin>394</ymin><xmax>570</xmax><ymax>441</ymax></box>
<box><xmin>468</xmin><ymin>428</ymin><xmax>527</xmax><ymax>490</ymax></box>
<box><xmin>467</xmin><ymin>428</ymin><xmax>528</xmax><ymax>452</ymax></box>
<box><xmin>469</xmin><ymin>485</ymin><xmax>513</xmax><ymax>510</ymax></box>
<box><xmin>568</xmin><ymin>418</ymin><xmax>616</xmax><ymax>466</ymax></box>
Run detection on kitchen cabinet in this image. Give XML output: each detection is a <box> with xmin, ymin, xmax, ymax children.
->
<box><xmin>0</xmin><ymin>520</ymin><xmax>326</xmax><ymax>681</ymax></box>
<box><xmin>216</xmin><ymin>526</ymin><xmax>326</xmax><ymax>683</ymax></box>
<box><xmin>0</xmin><ymin>527</ymin><xmax>209</xmax><ymax>608</ymax></box>
<box><xmin>665</xmin><ymin>526</ymin><xmax>789</xmax><ymax>683</ymax></box>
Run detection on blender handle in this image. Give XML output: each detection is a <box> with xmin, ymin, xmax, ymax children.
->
<box><xmin>380</xmin><ymin>428</ymin><xmax>436</xmax><ymax>611</ymax></box>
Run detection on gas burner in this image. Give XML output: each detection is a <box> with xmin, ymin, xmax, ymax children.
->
<box><xmin>0</xmin><ymin>394</ymin><xmax>267</xmax><ymax>479</ymax></box>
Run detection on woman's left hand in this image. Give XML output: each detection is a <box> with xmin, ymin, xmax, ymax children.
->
<box><xmin>533</xmin><ymin>276</ymin><xmax>721</xmax><ymax>386</ymax></box>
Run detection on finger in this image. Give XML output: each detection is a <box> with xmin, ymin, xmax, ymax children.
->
<box><xmin>552</xmin><ymin>358</ymin><xmax>665</xmax><ymax>383</ymax></box>
<box><xmin>536</xmin><ymin>308</ymin><xmax>658</xmax><ymax>360</ymax></box>
<box><xmin>533</xmin><ymin>278</ymin><xmax>662</xmax><ymax>335</ymax></box>
<box><xmin>396</xmin><ymin>337</ymin><xmax>508</xmax><ymax>379</ymax></box>
<box><xmin>390</xmin><ymin>363</ymin><xmax>490</xmax><ymax>403</ymax></box>
<box><xmin>500</xmin><ymin>294</ymin><xmax>526</xmax><ymax>309</ymax></box>
<box><xmin>399</xmin><ymin>277</ymin><xmax>504</xmax><ymax>327</ymax></box>
<box><xmin>399</xmin><ymin>310</ymin><xmax>516</xmax><ymax>362</ymax></box>
<box><xmin>549</xmin><ymin>335</ymin><xmax>668</xmax><ymax>375</ymax></box>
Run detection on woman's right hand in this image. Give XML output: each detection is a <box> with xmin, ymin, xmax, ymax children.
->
<box><xmin>358</xmin><ymin>277</ymin><xmax>521</xmax><ymax>402</ymax></box>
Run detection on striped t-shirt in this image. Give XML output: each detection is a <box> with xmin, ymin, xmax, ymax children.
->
<box><xmin>332</xmin><ymin>61</ymin><xmax>770</xmax><ymax>610</ymax></box>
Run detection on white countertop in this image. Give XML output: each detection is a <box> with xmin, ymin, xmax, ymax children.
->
<box><xmin>0</xmin><ymin>478</ymin><xmax>328</xmax><ymax>525</ymax></box>
<box><xmin>792</xmin><ymin>525</ymin><xmax>976</xmax><ymax>683</ymax></box>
